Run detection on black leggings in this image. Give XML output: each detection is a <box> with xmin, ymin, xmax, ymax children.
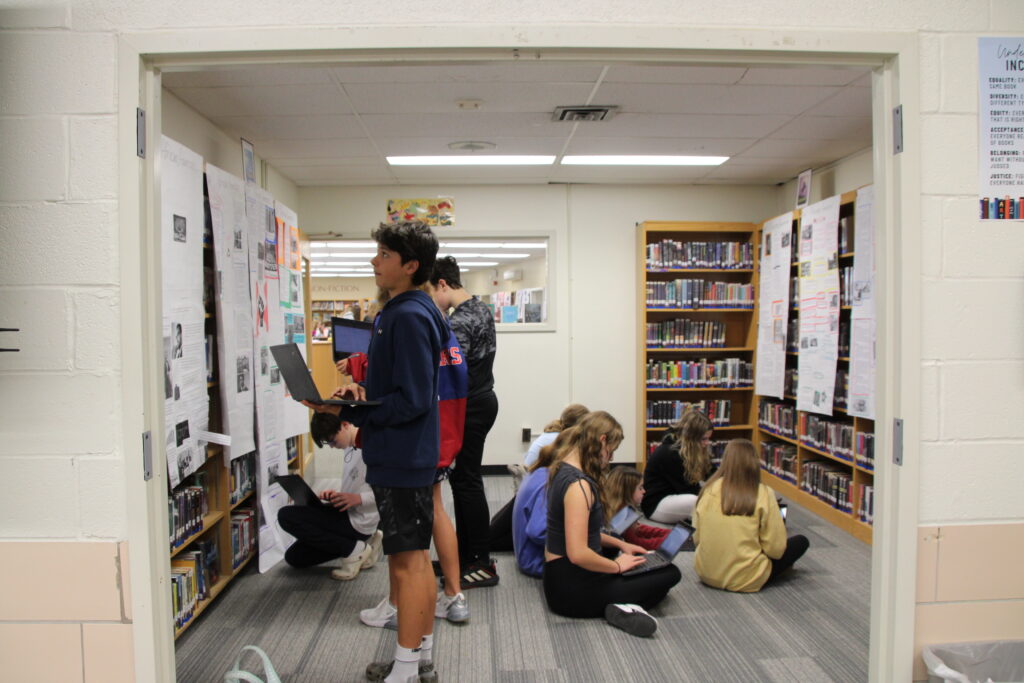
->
<box><xmin>449</xmin><ymin>391</ymin><xmax>499</xmax><ymax>566</ymax></box>
<box><xmin>765</xmin><ymin>534</ymin><xmax>810</xmax><ymax>585</ymax></box>
<box><xmin>542</xmin><ymin>557</ymin><xmax>681</xmax><ymax>619</ymax></box>
<box><xmin>488</xmin><ymin>496</ymin><xmax>515</xmax><ymax>553</ymax></box>
<box><xmin>277</xmin><ymin>505</ymin><xmax>368</xmax><ymax>568</ymax></box>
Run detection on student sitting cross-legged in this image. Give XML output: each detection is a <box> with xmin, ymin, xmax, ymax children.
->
<box><xmin>276</xmin><ymin>413</ymin><xmax>383</xmax><ymax>581</ymax></box>
<box><xmin>542</xmin><ymin>411</ymin><xmax>681</xmax><ymax>637</ymax></box>
<box><xmin>603</xmin><ymin>466</ymin><xmax>671</xmax><ymax>551</ymax></box>
<box><xmin>641</xmin><ymin>409</ymin><xmax>714</xmax><ymax>525</ymax></box>
<box><xmin>693</xmin><ymin>438</ymin><xmax>809</xmax><ymax>592</ymax></box>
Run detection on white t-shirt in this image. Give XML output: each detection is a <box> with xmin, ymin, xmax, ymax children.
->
<box><xmin>339</xmin><ymin>447</ymin><xmax>379</xmax><ymax>535</ymax></box>
<box><xmin>523</xmin><ymin>431</ymin><xmax>559</xmax><ymax>467</ymax></box>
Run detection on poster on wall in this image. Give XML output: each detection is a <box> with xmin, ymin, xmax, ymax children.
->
<box><xmin>978</xmin><ymin>37</ymin><xmax>1024</xmax><ymax>220</ymax></box>
<box><xmin>848</xmin><ymin>185</ymin><xmax>877</xmax><ymax>419</ymax></box>
<box><xmin>206</xmin><ymin>163</ymin><xmax>256</xmax><ymax>459</ymax></box>
<box><xmin>160</xmin><ymin>136</ymin><xmax>209</xmax><ymax>488</ymax></box>
<box><xmin>796</xmin><ymin>195</ymin><xmax>841</xmax><ymax>416</ymax></box>
<box><xmin>755</xmin><ymin>212</ymin><xmax>794</xmax><ymax>399</ymax></box>
<box><xmin>386</xmin><ymin>197</ymin><xmax>454</xmax><ymax>226</ymax></box>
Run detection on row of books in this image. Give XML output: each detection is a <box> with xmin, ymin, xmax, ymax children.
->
<box><xmin>646</xmin><ymin>318</ymin><xmax>728</xmax><ymax>348</ymax></box>
<box><xmin>645</xmin><ymin>240</ymin><xmax>754</xmax><ymax>270</ymax></box>
<box><xmin>759</xmin><ymin>399</ymin><xmax>796</xmax><ymax>438</ymax></box>
<box><xmin>311</xmin><ymin>300</ymin><xmax>350</xmax><ymax>311</ymax></box>
<box><xmin>801</xmin><ymin>460</ymin><xmax>853</xmax><ymax>514</ymax></box>
<box><xmin>645</xmin><ymin>358</ymin><xmax>753</xmax><ymax>388</ymax></box>
<box><xmin>170</xmin><ymin>563</ymin><xmax>198</xmax><ymax>630</ymax></box>
<box><xmin>170</xmin><ymin>539</ymin><xmax>219</xmax><ymax>630</ymax></box>
<box><xmin>855</xmin><ymin>432</ymin><xmax>875</xmax><ymax>470</ymax></box>
<box><xmin>840</xmin><ymin>267</ymin><xmax>853</xmax><ymax>307</ymax></box>
<box><xmin>835</xmin><ymin>369</ymin><xmax>849</xmax><ymax>411</ymax></box>
<box><xmin>644</xmin><ymin>439</ymin><xmax>730</xmax><ymax>469</ymax></box>
<box><xmin>645</xmin><ymin>399</ymin><xmax>732</xmax><ymax>427</ymax></box>
<box><xmin>979</xmin><ymin>196</ymin><xmax>1024</xmax><ymax>220</ymax></box>
<box><xmin>170</xmin><ymin>484</ymin><xmax>209</xmax><ymax>551</ymax></box>
<box><xmin>229</xmin><ymin>452</ymin><xmax>256</xmax><ymax>506</ymax></box>
<box><xmin>800</xmin><ymin>413</ymin><xmax>855</xmax><ymax>461</ymax></box>
<box><xmin>760</xmin><ymin>442</ymin><xmax>798</xmax><ymax>484</ymax></box>
<box><xmin>784</xmin><ymin>367</ymin><xmax>798</xmax><ymax>397</ymax></box>
<box><xmin>230</xmin><ymin>510</ymin><xmax>256</xmax><ymax>568</ymax></box>
<box><xmin>858</xmin><ymin>484</ymin><xmax>874</xmax><ymax>524</ymax></box>
<box><xmin>645</xmin><ymin>280</ymin><xmax>755</xmax><ymax>309</ymax></box>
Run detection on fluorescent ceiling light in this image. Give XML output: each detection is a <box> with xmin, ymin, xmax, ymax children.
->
<box><xmin>458</xmin><ymin>261</ymin><xmax>499</xmax><ymax>267</ymax></box>
<box><xmin>438</xmin><ymin>253</ymin><xmax>481</xmax><ymax>259</ymax></box>
<box><xmin>504</xmin><ymin>242</ymin><xmax>547</xmax><ymax>249</ymax></box>
<box><xmin>561</xmin><ymin>155</ymin><xmax>729</xmax><ymax>166</ymax></box>
<box><xmin>387</xmin><ymin>155</ymin><xmax>555</xmax><ymax>166</ymax></box>
<box><xmin>480</xmin><ymin>253</ymin><xmax>529</xmax><ymax>259</ymax></box>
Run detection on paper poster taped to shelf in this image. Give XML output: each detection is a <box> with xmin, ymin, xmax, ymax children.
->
<box><xmin>386</xmin><ymin>197</ymin><xmax>454</xmax><ymax>226</ymax></box>
<box><xmin>978</xmin><ymin>37</ymin><xmax>1024</xmax><ymax>220</ymax></box>
<box><xmin>796</xmin><ymin>195</ymin><xmax>841</xmax><ymax>416</ymax></box>
<box><xmin>848</xmin><ymin>186</ymin><xmax>877</xmax><ymax>419</ymax></box>
<box><xmin>755</xmin><ymin>212</ymin><xmax>794</xmax><ymax>399</ymax></box>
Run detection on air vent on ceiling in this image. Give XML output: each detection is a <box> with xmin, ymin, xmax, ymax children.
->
<box><xmin>552</xmin><ymin>105</ymin><xmax>619</xmax><ymax>122</ymax></box>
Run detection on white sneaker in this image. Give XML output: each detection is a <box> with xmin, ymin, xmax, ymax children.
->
<box><xmin>330</xmin><ymin>540</ymin><xmax>372</xmax><ymax>581</ymax></box>
<box><xmin>359</xmin><ymin>596</ymin><xmax>398</xmax><ymax>629</ymax></box>
<box><xmin>434</xmin><ymin>591</ymin><xmax>469</xmax><ymax>623</ymax></box>
<box><xmin>361</xmin><ymin>530</ymin><xmax>383</xmax><ymax>569</ymax></box>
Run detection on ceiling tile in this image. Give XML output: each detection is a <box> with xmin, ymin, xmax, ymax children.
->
<box><xmin>269</xmin><ymin>156</ymin><xmax>386</xmax><ymax>169</ymax></box>
<box><xmin>255</xmin><ymin>138</ymin><xmax>378</xmax><ymax>159</ymax></box>
<box><xmin>342</xmin><ymin>81</ymin><xmax>595</xmax><ymax>114</ymax></box>
<box><xmin>737</xmin><ymin>137</ymin><xmax>870</xmax><ymax>161</ymax></box>
<box><xmin>374</xmin><ymin>137</ymin><xmax>565</xmax><ymax>155</ymax></box>
<box><xmin>593</xmin><ymin>83</ymin><xmax>843</xmax><ymax>116</ymax></box>
<box><xmin>360</xmin><ymin>112</ymin><xmax>567</xmax><ymax>138</ymax></box>
<box><xmin>571</xmin><ymin>113</ymin><xmax>791</xmax><ymax>139</ymax></box>
<box><xmin>209</xmin><ymin>114</ymin><xmax>364</xmax><ymax>141</ymax></box>
<box><xmin>602</xmin><ymin>64</ymin><xmax>747</xmax><ymax>84</ymax></box>
<box><xmin>170</xmin><ymin>84</ymin><xmax>352</xmax><ymax>118</ymax></box>
<box><xmin>768</xmin><ymin>115</ymin><xmax>872</xmax><ymax>141</ymax></box>
<box><xmin>162</xmin><ymin>65</ymin><xmax>334</xmax><ymax>88</ymax></box>
<box><xmin>803</xmin><ymin>86</ymin><xmax>873</xmax><ymax>117</ymax></box>
<box><xmin>564</xmin><ymin>136</ymin><xmax>750</xmax><ymax>156</ymax></box>
<box><xmin>287</xmin><ymin>166</ymin><xmax>397</xmax><ymax>186</ymax></box>
<box><xmin>548</xmin><ymin>165</ymin><xmax>709</xmax><ymax>183</ymax></box>
<box><xmin>330</xmin><ymin>62</ymin><xmax>606</xmax><ymax>84</ymax></box>
<box><xmin>738</xmin><ymin>65</ymin><xmax>871</xmax><ymax>86</ymax></box>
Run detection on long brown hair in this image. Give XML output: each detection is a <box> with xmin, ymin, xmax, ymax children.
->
<box><xmin>699</xmin><ymin>439</ymin><xmax>760</xmax><ymax>516</ymax></box>
<box><xmin>548</xmin><ymin>411</ymin><xmax>623</xmax><ymax>511</ymax></box>
<box><xmin>530</xmin><ymin>425</ymin><xmax>576</xmax><ymax>472</ymax></box>
<box><xmin>542</xmin><ymin>403</ymin><xmax>589</xmax><ymax>433</ymax></box>
<box><xmin>604</xmin><ymin>466</ymin><xmax>642</xmax><ymax>524</ymax></box>
<box><xmin>666</xmin><ymin>409</ymin><xmax>712</xmax><ymax>484</ymax></box>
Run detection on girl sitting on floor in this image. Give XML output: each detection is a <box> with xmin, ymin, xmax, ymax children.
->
<box><xmin>641</xmin><ymin>409</ymin><xmax>713</xmax><ymax>524</ymax></box>
<box><xmin>543</xmin><ymin>411</ymin><xmax>681</xmax><ymax>637</ymax></box>
<box><xmin>693</xmin><ymin>438</ymin><xmax>809</xmax><ymax>592</ymax></box>
<box><xmin>604</xmin><ymin>466</ymin><xmax>670</xmax><ymax>551</ymax></box>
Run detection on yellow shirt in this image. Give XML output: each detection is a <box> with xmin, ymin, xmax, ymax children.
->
<box><xmin>693</xmin><ymin>480</ymin><xmax>787</xmax><ymax>592</ymax></box>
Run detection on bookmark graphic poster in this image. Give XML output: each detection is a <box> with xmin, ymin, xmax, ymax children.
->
<box><xmin>386</xmin><ymin>197</ymin><xmax>454</xmax><ymax>226</ymax></box>
<box><xmin>978</xmin><ymin>37</ymin><xmax>1024</xmax><ymax>220</ymax></box>
<box><xmin>206</xmin><ymin>163</ymin><xmax>256</xmax><ymax>459</ymax></box>
<box><xmin>848</xmin><ymin>186</ymin><xmax>877</xmax><ymax>419</ymax></box>
<box><xmin>160</xmin><ymin>136</ymin><xmax>209</xmax><ymax>487</ymax></box>
<box><xmin>755</xmin><ymin>213</ymin><xmax>794</xmax><ymax>399</ymax></box>
<box><xmin>796</xmin><ymin>195</ymin><xmax>841</xmax><ymax>416</ymax></box>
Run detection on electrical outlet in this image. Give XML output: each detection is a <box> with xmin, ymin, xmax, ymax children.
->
<box><xmin>521</xmin><ymin>427</ymin><xmax>531</xmax><ymax>443</ymax></box>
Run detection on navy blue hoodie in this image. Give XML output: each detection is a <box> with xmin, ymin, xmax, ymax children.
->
<box><xmin>341</xmin><ymin>289</ymin><xmax>448</xmax><ymax>488</ymax></box>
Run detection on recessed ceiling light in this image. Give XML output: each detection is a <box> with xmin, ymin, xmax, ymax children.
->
<box><xmin>561</xmin><ymin>155</ymin><xmax>728</xmax><ymax>166</ymax></box>
<box><xmin>387</xmin><ymin>156</ymin><xmax>555</xmax><ymax>166</ymax></box>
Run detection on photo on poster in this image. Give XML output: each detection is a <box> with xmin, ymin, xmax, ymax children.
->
<box><xmin>764</xmin><ymin>234</ymin><xmax>772</xmax><ymax>255</ymax></box>
<box><xmin>234</xmin><ymin>229</ymin><xmax>243</xmax><ymax>250</ymax></box>
<box><xmin>175</xmin><ymin>419</ymin><xmax>190</xmax><ymax>447</ymax></box>
<box><xmin>260</xmin><ymin>346</ymin><xmax>269</xmax><ymax>376</ymax></box>
<box><xmin>827</xmin><ymin>252</ymin><xmax>838</xmax><ymax>270</ymax></box>
<box><xmin>270</xmin><ymin>366</ymin><xmax>281</xmax><ymax>385</ymax></box>
<box><xmin>163</xmin><ymin>336</ymin><xmax>173</xmax><ymax>399</ymax></box>
<box><xmin>781</xmin><ymin>233</ymin><xmax>790</xmax><ymax>248</ymax></box>
<box><xmin>177</xmin><ymin>449</ymin><xmax>193</xmax><ymax>482</ymax></box>
<box><xmin>289</xmin><ymin>272</ymin><xmax>300</xmax><ymax>305</ymax></box>
<box><xmin>236</xmin><ymin>355</ymin><xmax>251</xmax><ymax>393</ymax></box>
<box><xmin>172</xmin><ymin>322</ymin><xmax>183</xmax><ymax>359</ymax></box>
<box><xmin>173</xmin><ymin>214</ymin><xmax>187</xmax><ymax>243</ymax></box>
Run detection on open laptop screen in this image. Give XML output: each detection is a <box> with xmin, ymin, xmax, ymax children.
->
<box><xmin>332</xmin><ymin>317</ymin><xmax>372</xmax><ymax>361</ymax></box>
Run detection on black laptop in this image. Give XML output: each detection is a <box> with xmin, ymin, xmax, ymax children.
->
<box><xmin>609</xmin><ymin>506</ymin><xmax>642</xmax><ymax>535</ymax></box>
<box><xmin>272</xmin><ymin>474</ymin><xmax>326</xmax><ymax>507</ymax></box>
<box><xmin>269</xmin><ymin>343</ymin><xmax>380</xmax><ymax>406</ymax></box>
<box><xmin>622</xmin><ymin>522</ymin><xmax>694</xmax><ymax>576</ymax></box>
<box><xmin>331</xmin><ymin>317</ymin><xmax>373</xmax><ymax>362</ymax></box>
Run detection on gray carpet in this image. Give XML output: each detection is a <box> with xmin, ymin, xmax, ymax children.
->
<box><xmin>176</xmin><ymin>475</ymin><xmax>870</xmax><ymax>682</ymax></box>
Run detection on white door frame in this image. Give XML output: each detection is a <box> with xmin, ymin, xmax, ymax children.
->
<box><xmin>118</xmin><ymin>25</ymin><xmax>921</xmax><ymax>683</ymax></box>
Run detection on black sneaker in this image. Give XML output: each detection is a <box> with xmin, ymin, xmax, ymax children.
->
<box><xmin>460</xmin><ymin>560</ymin><xmax>499</xmax><ymax>589</ymax></box>
<box><xmin>604</xmin><ymin>603</ymin><xmax>658</xmax><ymax>637</ymax></box>
<box><xmin>365</xmin><ymin>660</ymin><xmax>436</xmax><ymax>682</ymax></box>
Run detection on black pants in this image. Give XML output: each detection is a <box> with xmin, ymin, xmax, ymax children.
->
<box><xmin>277</xmin><ymin>505</ymin><xmax>368</xmax><ymax>568</ymax></box>
<box><xmin>542</xmin><ymin>557</ymin><xmax>681</xmax><ymax>619</ymax></box>
<box><xmin>449</xmin><ymin>390</ymin><xmax>498</xmax><ymax>566</ymax></box>
<box><xmin>765</xmin><ymin>534</ymin><xmax>810</xmax><ymax>585</ymax></box>
<box><xmin>488</xmin><ymin>496</ymin><xmax>515</xmax><ymax>552</ymax></box>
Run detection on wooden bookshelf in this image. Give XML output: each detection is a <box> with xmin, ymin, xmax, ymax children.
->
<box><xmin>754</xmin><ymin>192</ymin><xmax>876</xmax><ymax>544</ymax></box>
<box><xmin>637</xmin><ymin>221</ymin><xmax>760</xmax><ymax>469</ymax></box>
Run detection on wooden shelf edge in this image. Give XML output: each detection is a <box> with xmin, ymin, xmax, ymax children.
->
<box><xmin>170</xmin><ymin>510</ymin><xmax>225</xmax><ymax>558</ymax></box>
<box><xmin>758</xmin><ymin>427</ymin><xmax>800</xmax><ymax>447</ymax></box>
<box><xmin>760</xmin><ymin>470</ymin><xmax>872</xmax><ymax>545</ymax></box>
<box><xmin>645</xmin><ymin>307</ymin><xmax>755</xmax><ymax>313</ymax></box>
<box><xmin>647</xmin><ymin>424</ymin><xmax>752</xmax><ymax>431</ymax></box>
<box><xmin>645</xmin><ymin>268</ymin><xmax>754</xmax><ymax>274</ymax></box>
<box><xmin>646</xmin><ymin>386</ymin><xmax>754</xmax><ymax>392</ymax></box>
<box><xmin>173</xmin><ymin>550</ymin><xmax>255</xmax><ymax>640</ymax></box>
<box><xmin>646</xmin><ymin>346</ymin><xmax>754</xmax><ymax>352</ymax></box>
<box><xmin>800</xmin><ymin>441</ymin><xmax>855</xmax><ymax>467</ymax></box>
<box><xmin>229</xmin><ymin>490</ymin><xmax>254</xmax><ymax>511</ymax></box>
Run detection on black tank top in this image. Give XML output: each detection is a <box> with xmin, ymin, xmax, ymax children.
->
<box><xmin>546</xmin><ymin>463</ymin><xmax>603</xmax><ymax>556</ymax></box>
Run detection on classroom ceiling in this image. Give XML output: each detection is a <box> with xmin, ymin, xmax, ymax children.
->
<box><xmin>162</xmin><ymin>61</ymin><xmax>872</xmax><ymax>187</ymax></box>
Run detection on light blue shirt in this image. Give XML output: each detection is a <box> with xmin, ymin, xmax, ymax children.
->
<box><xmin>523</xmin><ymin>431</ymin><xmax>558</xmax><ymax>467</ymax></box>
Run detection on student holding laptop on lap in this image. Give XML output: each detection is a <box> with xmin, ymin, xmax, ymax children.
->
<box><xmin>542</xmin><ymin>411</ymin><xmax>681</xmax><ymax>638</ymax></box>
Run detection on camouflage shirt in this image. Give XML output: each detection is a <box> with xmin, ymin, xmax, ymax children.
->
<box><xmin>449</xmin><ymin>295</ymin><xmax>496</xmax><ymax>398</ymax></box>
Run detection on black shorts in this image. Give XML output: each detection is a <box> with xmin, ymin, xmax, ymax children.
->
<box><xmin>371</xmin><ymin>484</ymin><xmax>434</xmax><ymax>555</ymax></box>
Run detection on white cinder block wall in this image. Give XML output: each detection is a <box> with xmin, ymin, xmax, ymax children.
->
<box><xmin>1</xmin><ymin>1</ymin><xmax>1023</xmax><ymax>680</ymax></box>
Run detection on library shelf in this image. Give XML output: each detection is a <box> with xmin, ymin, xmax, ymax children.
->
<box><xmin>174</xmin><ymin>551</ymin><xmax>256</xmax><ymax>639</ymax></box>
<box><xmin>170</xmin><ymin>510</ymin><xmax>225</xmax><ymax>559</ymax></box>
<box><xmin>646</xmin><ymin>308</ymin><xmax>755</xmax><ymax>313</ymax></box>
<box><xmin>646</xmin><ymin>346</ymin><xmax>755</xmax><ymax>353</ymax></box>
<box><xmin>758</xmin><ymin>427</ymin><xmax>800</xmax><ymax>448</ymax></box>
<box><xmin>229</xmin><ymin>490</ymin><xmax>254</xmax><ymax>512</ymax></box>
<box><xmin>646</xmin><ymin>268</ymin><xmax>754</xmax><ymax>274</ymax></box>
<box><xmin>648</xmin><ymin>423</ymin><xmax>753</xmax><ymax>432</ymax></box>
<box><xmin>646</xmin><ymin>386</ymin><xmax>755</xmax><ymax>392</ymax></box>
<box><xmin>760</xmin><ymin>468</ymin><xmax>872</xmax><ymax>544</ymax></box>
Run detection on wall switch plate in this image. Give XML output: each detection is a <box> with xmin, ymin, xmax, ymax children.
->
<box><xmin>521</xmin><ymin>427</ymin><xmax>531</xmax><ymax>443</ymax></box>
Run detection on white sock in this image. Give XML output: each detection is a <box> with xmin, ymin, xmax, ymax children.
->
<box><xmin>420</xmin><ymin>634</ymin><xmax>433</xmax><ymax>664</ymax></box>
<box><xmin>384</xmin><ymin>645</ymin><xmax>419</xmax><ymax>682</ymax></box>
<box><xmin>345</xmin><ymin>541</ymin><xmax>366</xmax><ymax>559</ymax></box>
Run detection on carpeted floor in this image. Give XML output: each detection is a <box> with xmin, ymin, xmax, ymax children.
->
<box><xmin>176</xmin><ymin>475</ymin><xmax>870</xmax><ymax>682</ymax></box>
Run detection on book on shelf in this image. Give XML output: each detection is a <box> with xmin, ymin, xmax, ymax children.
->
<box><xmin>839</xmin><ymin>215</ymin><xmax>852</xmax><ymax>254</ymax></box>
<box><xmin>784</xmin><ymin>367</ymin><xmax>798</xmax><ymax>397</ymax></box>
<box><xmin>855</xmin><ymin>432</ymin><xmax>875</xmax><ymax>470</ymax></box>
<box><xmin>858</xmin><ymin>484</ymin><xmax>874</xmax><ymax>524</ymax></box>
<box><xmin>229</xmin><ymin>452</ymin><xmax>256</xmax><ymax>505</ymax></box>
<box><xmin>230</xmin><ymin>509</ymin><xmax>256</xmax><ymax>568</ymax></box>
<box><xmin>760</xmin><ymin>442</ymin><xmax>798</xmax><ymax>484</ymax></box>
<box><xmin>838</xmin><ymin>321</ymin><xmax>850</xmax><ymax>357</ymax></box>
<box><xmin>840</xmin><ymin>266</ymin><xmax>853</xmax><ymax>306</ymax></box>
<box><xmin>799</xmin><ymin>413</ymin><xmax>854</xmax><ymax>462</ymax></box>
<box><xmin>646</xmin><ymin>318</ymin><xmax>727</xmax><ymax>348</ymax></box>
<box><xmin>758</xmin><ymin>399</ymin><xmax>796</xmax><ymax>438</ymax></box>
<box><xmin>801</xmin><ymin>460</ymin><xmax>853</xmax><ymax>513</ymax></box>
<box><xmin>645</xmin><ymin>279</ymin><xmax>754</xmax><ymax>309</ymax></box>
<box><xmin>286</xmin><ymin>436</ymin><xmax>299</xmax><ymax>463</ymax></box>
<box><xmin>645</xmin><ymin>239</ymin><xmax>754</xmax><ymax>270</ymax></box>
<box><xmin>169</xmin><ymin>484</ymin><xmax>209</xmax><ymax>551</ymax></box>
<box><xmin>645</xmin><ymin>358</ymin><xmax>753</xmax><ymax>388</ymax></box>
<box><xmin>170</xmin><ymin>565</ymin><xmax>197</xmax><ymax>629</ymax></box>
<box><xmin>786</xmin><ymin>318</ymin><xmax>800</xmax><ymax>352</ymax></box>
<box><xmin>834</xmin><ymin>370</ymin><xmax>849</xmax><ymax>411</ymax></box>
<box><xmin>646</xmin><ymin>399</ymin><xmax>732</xmax><ymax>427</ymax></box>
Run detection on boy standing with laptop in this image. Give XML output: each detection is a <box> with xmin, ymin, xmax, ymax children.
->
<box><xmin>304</xmin><ymin>221</ymin><xmax>447</xmax><ymax>683</ymax></box>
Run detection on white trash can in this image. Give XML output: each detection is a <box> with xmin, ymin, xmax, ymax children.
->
<box><xmin>922</xmin><ymin>640</ymin><xmax>1024</xmax><ymax>683</ymax></box>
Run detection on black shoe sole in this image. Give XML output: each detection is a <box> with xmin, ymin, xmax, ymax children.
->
<box><xmin>604</xmin><ymin>604</ymin><xmax>657</xmax><ymax>637</ymax></box>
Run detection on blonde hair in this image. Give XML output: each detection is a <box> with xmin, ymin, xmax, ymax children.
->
<box><xmin>604</xmin><ymin>466</ymin><xmax>642</xmax><ymax>524</ymax></box>
<box><xmin>699</xmin><ymin>439</ymin><xmax>760</xmax><ymax>516</ymax></box>
<box><xmin>548</xmin><ymin>411</ymin><xmax>623</xmax><ymax>512</ymax></box>
<box><xmin>543</xmin><ymin>403</ymin><xmax>589</xmax><ymax>433</ymax></box>
<box><xmin>666</xmin><ymin>409</ymin><xmax>713</xmax><ymax>484</ymax></box>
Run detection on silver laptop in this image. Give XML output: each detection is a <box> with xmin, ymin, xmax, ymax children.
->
<box><xmin>621</xmin><ymin>522</ymin><xmax>693</xmax><ymax>576</ymax></box>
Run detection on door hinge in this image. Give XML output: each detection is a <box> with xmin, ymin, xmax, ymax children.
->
<box><xmin>142</xmin><ymin>430</ymin><xmax>153</xmax><ymax>480</ymax></box>
<box><xmin>136</xmin><ymin>108</ymin><xmax>146</xmax><ymax>159</ymax></box>
<box><xmin>892</xmin><ymin>105</ymin><xmax>903</xmax><ymax>155</ymax></box>
<box><xmin>892</xmin><ymin>418</ymin><xmax>904</xmax><ymax>466</ymax></box>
